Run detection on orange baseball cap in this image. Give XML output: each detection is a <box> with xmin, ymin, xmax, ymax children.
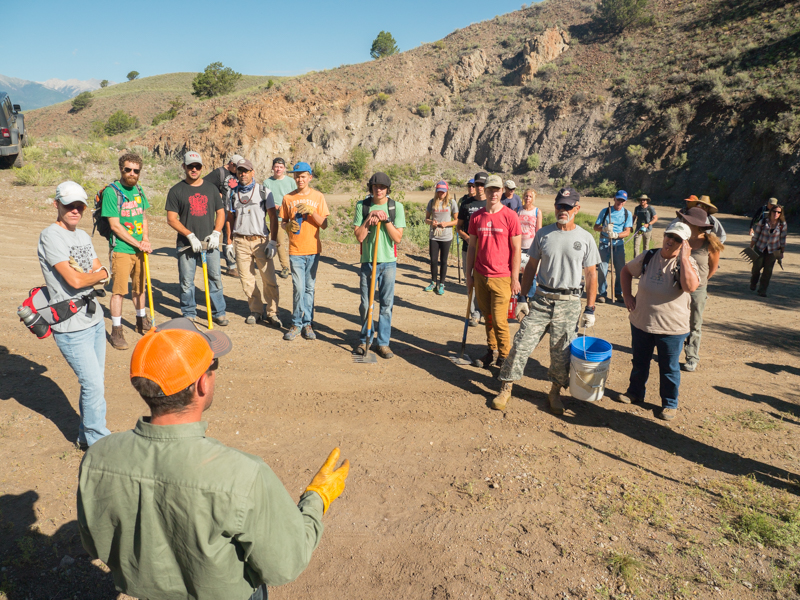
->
<box><xmin>130</xmin><ymin>318</ymin><xmax>232</xmax><ymax>396</ymax></box>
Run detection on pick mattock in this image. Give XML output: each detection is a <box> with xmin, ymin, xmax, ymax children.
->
<box><xmin>143</xmin><ymin>251</ymin><xmax>155</xmax><ymax>328</ymax></box>
<box><xmin>449</xmin><ymin>286</ymin><xmax>474</xmax><ymax>365</ymax></box>
<box><xmin>201</xmin><ymin>241</ymin><xmax>213</xmax><ymax>330</ymax></box>
<box><xmin>353</xmin><ymin>224</ymin><xmax>381</xmax><ymax>364</ymax></box>
<box><xmin>606</xmin><ymin>201</ymin><xmax>614</xmax><ymax>303</ymax></box>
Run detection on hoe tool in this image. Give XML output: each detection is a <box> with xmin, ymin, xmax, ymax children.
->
<box><xmin>353</xmin><ymin>224</ymin><xmax>381</xmax><ymax>363</ymax></box>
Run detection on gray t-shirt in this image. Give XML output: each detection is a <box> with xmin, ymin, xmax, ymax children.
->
<box><xmin>426</xmin><ymin>198</ymin><xmax>458</xmax><ymax>242</ymax></box>
<box><xmin>228</xmin><ymin>184</ymin><xmax>275</xmax><ymax>237</ymax></box>
<box><xmin>528</xmin><ymin>224</ymin><xmax>601</xmax><ymax>290</ymax></box>
<box><xmin>37</xmin><ymin>224</ymin><xmax>103</xmax><ymax>334</ymax></box>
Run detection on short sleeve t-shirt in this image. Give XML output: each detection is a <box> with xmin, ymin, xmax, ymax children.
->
<box><xmin>263</xmin><ymin>176</ymin><xmax>298</xmax><ymax>216</ymax></box>
<box><xmin>353</xmin><ymin>199</ymin><xmax>407</xmax><ymax>263</ymax></box>
<box><xmin>528</xmin><ymin>224</ymin><xmax>601</xmax><ymax>290</ymax></box>
<box><xmin>457</xmin><ymin>198</ymin><xmax>485</xmax><ymax>251</ymax></box>
<box><xmin>468</xmin><ymin>206</ymin><xmax>522</xmax><ymax>278</ymax></box>
<box><xmin>203</xmin><ymin>167</ymin><xmax>238</xmax><ymax>198</ymax></box>
<box><xmin>519</xmin><ymin>207</ymin><xmax>540</xmax><ymax>250</ymax></box>
<box><xmin>426</xmin><ymin>198</ymin><xmax>458</xmax><ymax>242</ymax></box>
<box><xmin>280</xmin><ymin>188</ymin><xmax>330</xmax><ymax>255</ymax></box>
<box><xmin>626</xmin><ymin>251</ymin><xmax>699</xmax><ymax>335</ymax></box>
<box><xmin>165</xmin><ymin>180</ymin><xmax>224</xmax><ymax>248</ymax></box>
<box><xmin>502</xmin><ymin>193</ymin><xmax>522</xmax><ymax>214</ymax></box>
<box><xmin>595</xmin><ymin>207</ymin><xmax>634</xmax><ymax>234</ymax></box>
<box><xmin>101</xmin><ymin>182</ymin><xmax>150</xmax><ymax>255</ymax></box>
<box><xmin>633</xmin><ymin>205</ymin><xmax>657</xmax><ymax>232</ymax></box>
<box><xmin>37</xmin><ymin>224</ymin><xmax>103</xmax><ymax>334</ymax></box>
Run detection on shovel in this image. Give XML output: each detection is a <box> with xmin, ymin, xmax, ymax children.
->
<box><xmin>143</xmin><ymin>251</ymin><xmax>155</xmax><ymax>328</ymax></box>
<box><xmin>353</xmin><ymin>224</ymin><xmax>381</xmax><ymax>364</ymax></box>
<box><xmin>201</xmin><ymin>241</ymin><xmax>213</xmax><ymax>330</ymax></box>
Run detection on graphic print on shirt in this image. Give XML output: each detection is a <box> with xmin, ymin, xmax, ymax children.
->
<box><xmin>188</xmin><ymin>193</ymin><xmax>209</xmax><ymax>217</ymax></box>
<box><xmin>119</xmin><ymin>195</ymin><xmax>144</xmax><ymax>218</ymax></box>
<box><xmin>69</xmin><ymin>243</ymin><xmax>94</xmax><ymax>272</ymax></box>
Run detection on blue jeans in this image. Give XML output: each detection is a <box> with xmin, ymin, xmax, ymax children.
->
<box><xmin>627</xmin><ymin>324</ymin><xmax>688</xmax><ymax>409</ymax></box>
<box><xmin>53</xmin><ymin>321</ymin><xmax>110</xmax><ymax>446</ymax></box>
<box><xmin>290</xmin><ymin>254</ymin><xmax>320</xmax><ymax>328</ymax></box>
<box><xmin>177</xmin><ymin>248</ymin><xmax>226</xmax><ymax>319</ymax></box>
<box><xmin>597</xmin><ymin>239</ymin><xmax>626</xmax><ymax>298</ymax></box>
<box><xmin>359</xmin><ymin>262</ymin><xmax>396</xmax><ymax>347</ymax></box>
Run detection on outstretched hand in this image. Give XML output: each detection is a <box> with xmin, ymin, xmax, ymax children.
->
<box><xmin>305</xmin><ymin>448</ymin><xmax>350</xmax><ymax>514</ymax></box>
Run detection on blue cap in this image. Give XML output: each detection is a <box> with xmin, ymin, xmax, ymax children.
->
<box><xmin>467</xmin><ymin>178</ymin><xmax>475</xmax><ymax>185</ymax></box>
<box><xmin>290</xmin><ymin>162</ymin><xmax>312</xmax><ymax>174</ymax></box>
<box><xmin>615</xmin><ymin>190</ymin><xmax>628</xmax><ymax>200</ymax></box>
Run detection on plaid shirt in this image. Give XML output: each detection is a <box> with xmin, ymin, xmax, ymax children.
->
<box><xmin>753</xmin><ymin>219</ymin><xmax>787</xmax><ymax>254</ymax></box>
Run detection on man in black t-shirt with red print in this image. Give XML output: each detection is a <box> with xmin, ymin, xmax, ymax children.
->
<box><xmin>165</xmin><ymin>151</ymin><xmax>229</xmax><ymax>326</ymax></box>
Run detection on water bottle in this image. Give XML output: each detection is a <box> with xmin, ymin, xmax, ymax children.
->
<box><xmin>18</xmin><ymin>305</ymin><xmax>51</xmax><ymax>339</ymax></box>
<box><xmin>508</xmin><ymin>296</ymin><xmax>518</xmax><ymax>320</ymax></box>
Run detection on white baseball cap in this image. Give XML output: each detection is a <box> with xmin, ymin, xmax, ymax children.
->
<box><xmin>228</xmin><ymin>154</ymin><xmax>244</xmax><ymax>165</ymax></box>
<box><xmin>184</xmin><ymin>151</ymin><xmax>203</xmax><ymax>166</ymax></box>
<box><xmin>55</xmin><ymin>181</ymin><xmax>88</xmax><ymax>206</ymax></box>
<box><xmin>664</xmin><ymin>222</ymin><xmax>691</xmax><ymax>241</ymax></box>
<box><xmin>504</xmin><ymin>180</ymin><xmax>516</xmax><ymax>189</ymax></box>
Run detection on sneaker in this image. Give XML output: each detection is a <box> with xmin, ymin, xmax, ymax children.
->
<box><xmin>212</xmin><ymin>316</ymin><xmax>229</xmax><ymax>327</ymax></box>
<box><xmin>617</xmin><ymin>393</ymin><xmax>644</xmax><ymax>404</ymax></box>
<box><xmin>110</xmin><ymin>325</ymin><xmax>129</xmax><ymax>350</ymax></box>
<box><xmin>136</xmin><ymin>314</ymin><xmax>152</xmax><ymax>334</ymax></box>
<box><xmin>283</xmin><ymin>326</ymin><xmax>301</xmax><ymax>341</ymax></box>
<box><xmin>424</xmin><ymin>281</ymin><xmax>436</xmax><ymax>292</ymax></box>
<box><xmin>375</xmin><ymin>345</ymin><xmax>394</xmax><ymax>359</ymax></box>
<box><xmin>468</xmin><ymin>317</ymin><xmax>479</xmax><ymax>327</ymax></box>
<box><xmin>278</xmin><ymin>268</ymin><xmax>290</xmax><ymax>279</ymax></box>
<box><xmin>301</xmin><ymin>325</ymin><xmax>316</xmax><ymax>340</ymax></box>
<box><xmin>596</xmin><ymin>296</ymin><xmax>607</xmax><ymax>304</ymax></box>
<box><xmin>436</xmin><ymin>283</ymin><xmax>445</xmax><ymax>296</ymax></box>
<box><xmin>548</xmin><ymin>383</ymin><xmax>564</xmax><ymax>415</ymax></box>
<box><xmin>353</xmin><ymin>344</ymin><xmax>367</xmax><ymax>356</ymax></box>
<box><xmin>681</xmin><ymin>360</ymin><xmax>698</xmax><ymax>372</ymax></box>
<box><xmin>473</xmin><ymin>349</ymin><xmax>498</xmax><ymax>369</ymax></box>
<box><xmin>264</xmin><ymin>315</ymin><xmax>283</xmax><ymax>329</ymax></box>
<box><xmin>226</xmin><ymin>268</ymin><xmax>239</xmax><ymax>278</ymax></box>
<box><xmin>491</xmin><ymin>382</ymin><xmax>513</xmax><ymax>411</ymax></box>
<box><xmin>658</xmin><ymin>407</ymin><xmax>677</xmax><ymax>421</ymax></box>
<box><xmin>245</xmin><ymin>313</ymin><xmax>262</xmax><ymax>325</ymax></box>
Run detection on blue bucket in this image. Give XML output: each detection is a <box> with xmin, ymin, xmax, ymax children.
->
<box><xmin>571</xmin><ymin>336</ymin><xmax>613</xmax><ymax>362</ymax></box>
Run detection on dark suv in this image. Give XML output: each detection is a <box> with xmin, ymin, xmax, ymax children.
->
<box><xmin>0</xmin><ymin>92</ymin><xmax>25</xmax><ymax>168</ymax></box>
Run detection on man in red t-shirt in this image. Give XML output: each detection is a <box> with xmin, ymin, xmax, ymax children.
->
<box><xmin>466</xmin><ymin>174</ymin><xmax>522</xmax><ymax>368</ymax></box>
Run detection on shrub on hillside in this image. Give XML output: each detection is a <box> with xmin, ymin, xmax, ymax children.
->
<box><xmin>526</xmin><ymin>154</ymin><xmax>541</xmax><ymax>171</ymax></box>
<box><xmin>192</xmin><ymin>62</ymin><xmax>242</xmax><ymax>99</ymax></box>
<box><xmin>594</xmin><ymin>179</ymin><xmax>618</xmax><ymax>197</ymax></box>
<box><xmin>370</xmin><ymin>31</ymin><xmax>399</xmax><ymax>59</ymax></box>
<box><xmin>371</xmin><ymin>93</ymin><xmax>390</xmax><ymax>110</ymax></box>
<box><xmin>417</xmin><ymin>104</ymin><xmax>431</xmax><ymax>118</ymax></box>
<box><xmin>100</xmin><ymin>80</ymin><xmax>109</xmax><ymax>88</ymax></box>
<box><xmin>341</xmin><ymin>147</ymin><xmax>371</xmax><ymax>180</ymax></box>
<box><xmin>126</xmin><ymin>71</ymin><xmax>139</xmax><ymax>81</ymax></box>
<box><xmin>104</xmin><ymin>111</ymin><xmax>139</xmax><ymax>135</ymax></box>
<box><xmin>71</xmin><ymin>92</ymin><xmax>93</xmax><ymax>112</ymax></box>
<box><xmin>595</xmin><ymin>0</ymin><xmax>653</xmax><ymax>32</ymax></box>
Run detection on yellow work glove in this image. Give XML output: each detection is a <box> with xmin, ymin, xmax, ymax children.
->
<box><xmin>290</xmin><ymin>219</ymin><xmax>301</xmax><ymax>233</ymax></box>
<box><xmin>305</xmin><ymin>447</ymin><xmax>350</xmax><ymax>514</ymax></box>
<box><xmin>296</xmin><ymin>203</ymin><xmax>314</xmax><ymax>216</ymax></box>
<box><xmin>68</xmin><ymin>256</ymin><xmax>85</xmax><ymax>273</ymax></box>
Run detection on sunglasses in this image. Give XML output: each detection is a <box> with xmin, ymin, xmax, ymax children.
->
<box><xmin>467</xmin><ymin>184</ymin><xmax>476</xmax><ymax>187</ymax></box>
<box><xmin>236</xmin><ymin>168</ymin><xmax>251</xmax><ymax>174</ymax></box>
<box><xmin>771</xmin><ymin>209</ymin><xmax>782</xmax><ymax>214</ymax></box>
<box><xmin>186</xmin><ymin>164</ymin><xmax>202</xmax><ymax>171</ymax></box>
<box><xmin>555</xmin><ymin>204</ymin><xmax>574</xmax><ymax>211</ymax></box>
<box><xmin>63</xmin><ymin>202</ymin><xmax>86</xmax><ymax>212</ymax></box>
<box><xmin>123</xmin><ymin>167</ymin><xmax>141</xmax><ymax>174</ymax></box>
<box><xmin>475</xmin><ymin>183</ymin><xmax>485</xmax><ymax>187</ymax></box>
<box><xmin>664</xmin><ymin>233</ymin><xmax>683</xmax><ymax>243</ymax></box>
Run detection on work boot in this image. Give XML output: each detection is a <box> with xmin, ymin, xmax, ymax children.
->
<box><xmin>548</xmin><ymin>383</ymin><xmax>564</xmax><ymax>415</ymax></box>
<box><xmin>375</xmin><ymin>345</ymin><xmax>394</xmax><ymax>359</ymax></box>
<box><xmin>110</xmin><ymin>325</ymin><xmax>128</xmax><ymax>350</ymax></box>
<box><xmin>226</xmin><ymin>268</ymin><xmax>239</xmax><ymax>278</ymax></box>
<box><xmin>136</xmin><ymin>314</ymin><xmax>152</xmax><ymax>334</ymax></box>
<box><xmin>491</xmin><ymin>382</ymin><xmax>513</xmax><ymax>411</ymax></box>
<box><xmin>473</xmin><ymin>349</ymin><xmax>498</xmax><ymax>369</ymax></box>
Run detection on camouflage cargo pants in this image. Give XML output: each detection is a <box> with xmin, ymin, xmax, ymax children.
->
<box><xmin>499</xmin><ymin>295</ymin><xmax>582</xmax><ymax>388</ymax></box>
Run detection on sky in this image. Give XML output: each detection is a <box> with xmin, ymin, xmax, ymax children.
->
<box><xmin>7</xmin><ymin>0</ymin><xmax>534</xmax><ymax>83</ymax></box>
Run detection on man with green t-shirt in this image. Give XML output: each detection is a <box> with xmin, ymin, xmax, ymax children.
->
<box><xmin>352</xmin><ymin>172</ymin><xmax>406</xmax><ymax>359</ymax></box>
<box><xmin>102</xmin><ymin>153</ymin><xmax>152</xmax><ymax>350</ymax></box>
<box><xmin>263</xmin><ymin>157</ymin><xmax>297</xmax><ymax>279</ymax></box>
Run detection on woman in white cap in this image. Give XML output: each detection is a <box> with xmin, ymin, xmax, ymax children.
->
<box><xmin>37</xmin><ymin>181</ymin><xmax>112</xmax><ymax>449</ymax></box>
<box><xmin>618</xmin><ymin>222</ymin><xmax>700</xmax><ymax>421</ymax></box>
<box><xmin>424</xmin><ymin>180</ymin><xmax>458</xmax><ymax>295</ymax></box>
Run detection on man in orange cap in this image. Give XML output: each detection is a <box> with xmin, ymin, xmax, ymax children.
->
<box><xmin>77</xmin><ymin>317</ymin><xmax>349</xmax><ymax>600</ymax></box>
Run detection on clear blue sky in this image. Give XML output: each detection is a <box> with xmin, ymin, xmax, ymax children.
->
<box><xmin>7</xmin><ymin>0</ymin><xmax>533</xmax><ymax>82</ymax></box>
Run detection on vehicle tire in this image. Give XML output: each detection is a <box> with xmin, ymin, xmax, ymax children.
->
<box><xmin>0</xmin><ymin>155</ymin><xmax>15</xmax><ymax>169</ymax></box>
<box><xmin>12</xmin><ymin>149</ymin><xmax>23</xmax><ymax>168</ymax></box>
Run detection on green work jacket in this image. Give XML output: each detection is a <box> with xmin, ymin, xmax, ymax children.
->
<box><xmin>77</xmin><ymin>418</ymin><xmax>324</xmax><ymax>600</ymax></box>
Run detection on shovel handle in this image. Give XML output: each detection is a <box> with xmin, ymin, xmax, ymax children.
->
<box><xmin>365</xmin><ymin>224</ymin><xmax>381</xmax><ymax>334</ymax></box>
<box><xmin>143</xmin><ymin>251</ymin><xmax>155</xmax><ymax>326</ymax></box>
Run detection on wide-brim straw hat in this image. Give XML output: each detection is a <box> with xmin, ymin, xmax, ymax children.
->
<box><xmin>677</xmin><ymin>206</ymin><xmax>713</xmax><ymax>229</ymax></box>
<box><xmin>686</xmin><ymin>194</ymin><xmax>718</xmax><ymax>215</ymax></box>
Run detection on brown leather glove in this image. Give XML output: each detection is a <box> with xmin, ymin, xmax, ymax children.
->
<box><xmin>68</xmin><ymin>256</ymin><xmax>85</xmax><ymax>273</ymax></box>
<box><xmin>296</xmin><ymin>203</ymin><xmax>314</xmax><ymax>216</ymax></box>
<box><xmin>290</xmin><ymin>219</ymin><xmax>301</xmax><ymax>233</ymax></box>
<box><xmin>305</xmin><ymin>447</ymin><xmax>350</xmax><ymax>514</ymax></box>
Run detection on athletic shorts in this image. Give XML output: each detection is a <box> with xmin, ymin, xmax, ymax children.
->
<box><xmin>111</xmin><ymin>251</ymin><xmax>145</xmax><ymax>295</ymax></box>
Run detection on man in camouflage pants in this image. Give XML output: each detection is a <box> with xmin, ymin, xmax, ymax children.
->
<box><xmin>493</xmin><ymin>187</ymin><xmax>601</xmax><ymax>414</ymax></box>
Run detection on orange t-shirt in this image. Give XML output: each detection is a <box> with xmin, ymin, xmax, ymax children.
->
<box><xmin>279</xmin><ymin>188</ymin><xmax>330</xmax><ymax>255</ymax></box>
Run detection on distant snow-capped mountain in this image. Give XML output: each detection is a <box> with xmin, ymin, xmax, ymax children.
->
<box><xmin>0</xmin><ymin>74</ymin><xmax>113</xmax><ymax>110</ymax></box>
<box><xmin>38</xmin><ymin>77</ymin><xmax>107</xmax><ymax>97</ymax></box>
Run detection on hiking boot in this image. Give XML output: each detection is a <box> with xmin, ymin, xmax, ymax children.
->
<box><xmin>278</xmin><ymin>268</ymin><xmax>290</xmax><ymax>279</ymax></box>
<box><xmin>657</xmin><ymin>407</ymin><xmax>677</xmax><ymax>421</ymax></box>
<box><xmin>136</xmin><ymin>314</ymin><xmax>152</xmax><ymax>334</ymax></box>
<box><xmin>226</xmin><ymin>268</ymin><xmax>239</xmax><ymax>278</ymax></box>
<box><xmin>212</xmin><ymin>316</ymin><xmax>229</xmax><ymax>327</ymax></box>
<box><xmin>110</xmin><ymin>325</ymin><xmax>129</xmax><ymax>350</ymax></box>
<box><xmin>494</xmin><ymin>354</ymin><xmax>507</xmax><ymax>368</ymax></box>
<box><xmin>376</xmin><ymin>345</ymin><xmax>394</xmax><ymax>359</ymax></box>
<box><xmin>473</xmin><ymin>349</ymin><xmax>498</xmax><ymax>369</ymax></box>
<box><xmin>245</xmin><ymin>313</ymin><xmax>262</xmax><ymax>325</ymax></box>
<box><xmin>681</xmin><ymin>360</ymin><xmax>698</xmax><ymax>372</ymax></box>
<box><xmin>468</xmin><ymin>317</ymin><xmax>479</xmax><ymax>327</ymax></box>
<box><xmin>283</xmin><ymin>326</ymin><xmax>301</xmax><ymax>341</ymax></box>
<box><xmin>596</xmin><ymin>296</ymin><xmax>607</xmax><ymax>304</ymax></box>
<box><xmin>757</xmin><ymin>290</ymin><xmax>767</xmax><ymax>297</ymax></box>
<box><xmin>264</xmin><ymin>315</ymin><xmax>283</xmax><ymax>329</ymax></box>
<box><xmin>491</xmin><ymin>382</ymin><xmax>513</xmax><ymax>411</ymax></box>
<box><xmin>353</xmin><ymin>344</ymin><xmax>367</xmax><ymax>356</ymax></box>
<box><xmin>548</xmin><ymin>383</ymin><xmax>564</xmax><ymax>415</ymax></box>
<box><xmin>301</xmin><ymin>325</ymin><xmax>316</xmax><ymax>340</ymax></box>
<box><xmin>424</xmin><ymin>281</ymin><xmax>436</xmax><ymax>292</ymax></box>
<box><xmin>617</xmin><ymin>393</ymin><xmax>644</xmax><ymax>405</ymax></box>
<box><xmin>436</xmin><ymin>283</ymin><xmax>445</xmax><ymax>296</ymax></box>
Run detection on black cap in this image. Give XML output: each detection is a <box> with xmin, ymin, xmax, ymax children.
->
<box><xmin>367</xmin><ymin>172</ymin><xmax>392</xmax><ymax>191</ymax></box>
<box><xmin>474</xmin><ymin>172</ymin><xmax>488</xmax><ymax>185</ymax></box>
<box><xmin>554</xmin><ymin>186</ymin><xmax>580</xmax><ymax>206</ymax></box>
<box><xmin>272</xmin><ymin>157</ymin><xmax>286</xmax><ymax>166</ymax></box>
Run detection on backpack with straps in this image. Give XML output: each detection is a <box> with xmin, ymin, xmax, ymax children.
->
<box><xmin>642</xmin><ymin>248</ymin><xmax>682</xmax><ymax>287</ymax></box>
<box><xmin>92</xmin><ymin>182</ymin><xmax>145</xmax><ymax>245</ymax></box>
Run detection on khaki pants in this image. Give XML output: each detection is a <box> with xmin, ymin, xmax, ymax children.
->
<box><xmin>633</xmin><ymin>230</ymin><xmax>652</xmax><ymax>257</ymax></box>
<box><xmin>276</xmin><ymin>224</ymin><xmax>290</xmax><ymax>271</ymax></box>
<box><xmin>473</xmin><ymin>272</ymin><xmax>512</xmax><ymax>357</ymax></box>
<box><xmin>233</xmin><ymin>236</ymin><xmax>279</xmax><ymax>316</ymax></box>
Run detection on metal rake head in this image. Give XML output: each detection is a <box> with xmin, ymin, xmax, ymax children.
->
<box><xmin>739</xmin><ymin>247</ymin><xmax>760</xmax><ymax>264</ymax></box>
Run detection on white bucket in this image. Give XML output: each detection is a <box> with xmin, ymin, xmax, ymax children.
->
<box><xmin>569</xmin><ymin>355</ymin><xmax>610</xmax><ymax>402</ymax></box>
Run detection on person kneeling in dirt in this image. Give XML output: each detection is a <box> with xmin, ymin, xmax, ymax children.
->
<box><xmin>466</xmin><ymin>174</ymin><xmax>522</xmax><ymax>371</ymax></box>
<box><xmin>77</xmin><ymin>317</ymin><xmax>350</xmax><ymax>600</ymax></box>
<box><xmin>493</xmin><ymin>187</ymin><xmax>600</xmax><ymax>414</ymax></box>
<box><xmin>352</xmin><ymin>172</ymin><xmax>406</xmax><ymax>358</ymax></box>
<box><xmin>226</xmin><ymin>159</ymin><xmax>282</xmax><ymax>327</ymax></box>
<box><xmin>39</xmin><ymin>181</ymin><xmax>112</xmax><ymax>449</ymax></box>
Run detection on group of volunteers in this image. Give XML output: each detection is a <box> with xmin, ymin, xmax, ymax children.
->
<box><xmin>32</xmin><ymin>146</ymin><xmax>788</xmax><ymax>599</ymax></box>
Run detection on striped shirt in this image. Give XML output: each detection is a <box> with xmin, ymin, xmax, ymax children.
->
<box><xmin>753</xmin><ymin>219</ymin><xmax>787</xmax><ymax>254</ymax></box>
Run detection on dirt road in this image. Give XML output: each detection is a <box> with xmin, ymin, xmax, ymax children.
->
<box><xmin>1</xmin><ymin>177</ymin><xmax>799</xmax><ymax>599</ymax></box>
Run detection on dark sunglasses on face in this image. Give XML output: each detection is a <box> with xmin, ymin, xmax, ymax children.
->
<box><xmin>236</xmin><ymin>168</ymin><xmax>251</xmax><ymax>174</ymax></box>
<box><xmin>63</xmin><ymin>202</ymin><xmax>86</xmax><ymax>212</ymax></box>
<box><xmin>186</xmin><ymin>164</ymin><xmax>202</xmax><ymax>171</ymax></box>
<box><xmin>771</xmin><ymin>209</ymin><xmax>782</xmax><ymax>214</ymax></box>
<box><xmin>555</xmin><ymin>204</ymin><xmax>573</xmax><ymax>211</ymax></box>
<box><xmin>123</xmin><ymin>167</ymin><xmax>141</xmax><ymax>174</ymax></box>
<box><xmin>665</xmin><ymin>233</ymin><xmax>682</xmax><ymax>242</ymax></box>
